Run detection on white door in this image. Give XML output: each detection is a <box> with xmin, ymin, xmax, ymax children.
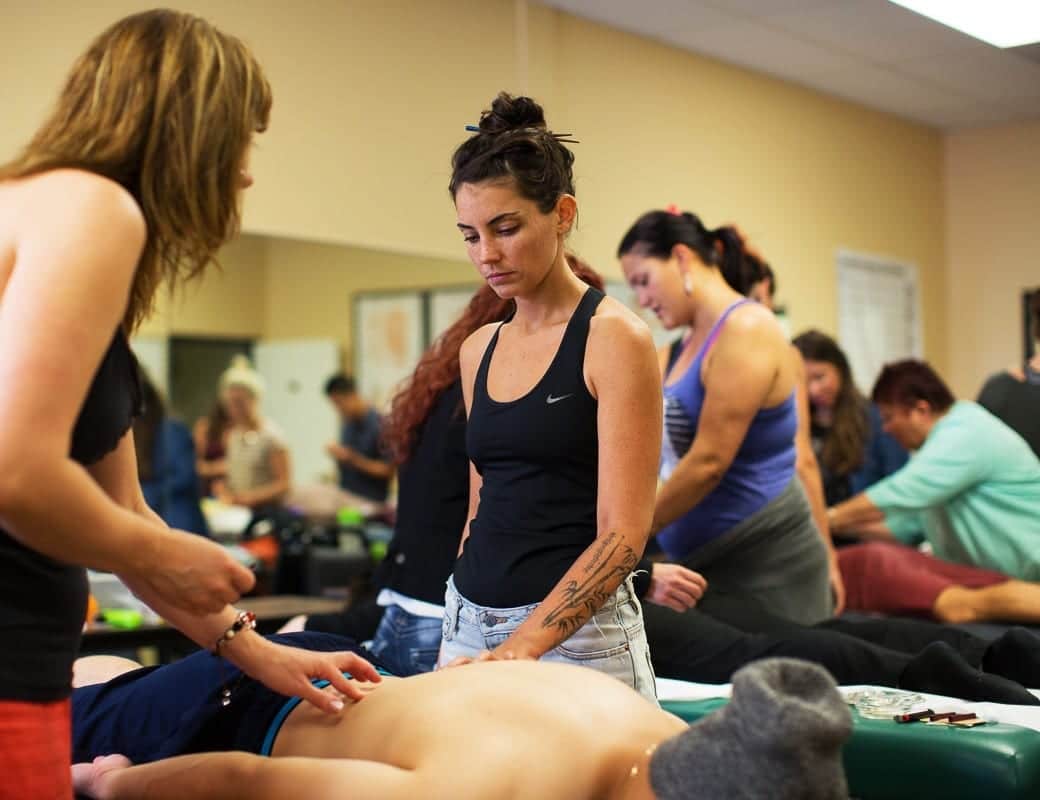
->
<box><xmin>255</xmin><ymin>339</ymin><xmax>341</xmax><ymax>486</ymax></box>
<box><xmin>837</xmin><ymin>251</ymin><xmax>922</xmax><ymax>392</ymax></box>
<box><xmin>130</xmin><ymin>336</ymin><xmax>170</xmax><ymax>395</ymax></box>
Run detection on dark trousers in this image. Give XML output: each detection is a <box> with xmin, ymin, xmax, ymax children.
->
<box><xmin>645</xmin><ymin>592</ymin><xmax>989</xmax><ymax>687</ymax></box>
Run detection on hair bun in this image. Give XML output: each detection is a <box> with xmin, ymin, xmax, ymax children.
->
<box><xmin>478</xmin><ymin>92</ymin><xmax>547</xmax><ymax>135</ymax></box>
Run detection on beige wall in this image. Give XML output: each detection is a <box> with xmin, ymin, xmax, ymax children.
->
<box><xmin>945</xmin><ymin>121</ymin><xmax>1040</xmax><ymax>398</ymax></box>
<box><xmin>3</xmin><ymin>1</ymin><xmax>949</xmax><ymax>368</ymax></box>
<box><xmin>261</xmin><ymin>237</ymin><xmax>474</xmax><ymax>364</ymax></box>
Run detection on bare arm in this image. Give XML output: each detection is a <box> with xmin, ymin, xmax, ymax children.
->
<box><xmin>0</xmin><ymin>172</ymin><xmax>249</xmax><ymax>615</ymax></box>
<box><xmin>343</xmin><ymin>449</ymin><xmax>394</xmax><ymax>480</ymax></box>
<box><xmin>652</xmin><ymin>309</ymin><xmax>781</xmax><ymax>534</ymax></box>
<box><xmin>493</xmin><ymin>310</ymin><xmax>661</xmax><ymax>658</ymax></box>
<box><xmin>792</xmin><ymin>347</ymin><xmax>844</xmax><ymax>613</ymax></box>
<box><xmin>828</xmin><ymin>492</ymin><xmax>888</xmax><ymax>535</ymax></box>
<box><xmin>91</xmin><ymin>430</ymin><xmax>380</xmax><ymax>711</ymax></box>
<box><xmin>77</xmin><ymin>752</ymin><xmax>416</xmax><ymax>800</ymax></box>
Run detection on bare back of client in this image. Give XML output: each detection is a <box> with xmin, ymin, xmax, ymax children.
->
<box><xmin>75</xmin><ymin>652</ymin><xmax>851</xmax><ymax>800</ymax></box>
<box><xmin>75</xmin><ymin>657</ymin><xmax>681</xmax><ymax>800</ymax></box>
<box><xmin>273</xmin><ymin>661</ymin><xmax>683</xmax><ymax>798</ymax></box>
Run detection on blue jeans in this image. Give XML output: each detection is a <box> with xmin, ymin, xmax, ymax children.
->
<box><xmin>368</xmin><ymin>604</ymin><xmax>443</xmax><ymax>677</ymax></box>
<box><xmin>439</xmin><ymin>576</ymin><xmax>658</xmax><ymax>704</ymax></box>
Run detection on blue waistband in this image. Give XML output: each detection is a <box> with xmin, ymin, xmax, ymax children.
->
<box><xmin>259</xmin><ymin>669</ymin><xmax>392</xmax><ymax>756</ymax></box>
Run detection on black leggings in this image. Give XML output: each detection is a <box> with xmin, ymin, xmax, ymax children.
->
<box><xmin>645</xmin><ymin>592</ymin><xmax>989</xmax><ymax>687</ymax></box>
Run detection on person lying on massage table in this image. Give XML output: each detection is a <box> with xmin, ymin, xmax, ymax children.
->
<box><xmin>72</xmin><ymin>633</ymin><xmax>853</xmax><ymax>800</ymax></box>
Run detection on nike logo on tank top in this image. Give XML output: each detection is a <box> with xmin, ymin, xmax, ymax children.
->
<box><xmin>453</xmin><ymin>287</ymin><xmax>605</xmax><ymax>608</ymax></box>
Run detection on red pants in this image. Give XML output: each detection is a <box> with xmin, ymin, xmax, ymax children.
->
<box><xmin>838</xmin><ymin>541</ymin><xmax>1009</xmax><ymax>617</ymax></box>
<box><xmin>0</xmin><ymin>698</ymin><xmax>73</xmax><ymax>800</ymax></box>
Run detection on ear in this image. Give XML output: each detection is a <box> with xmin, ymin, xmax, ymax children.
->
<box><xmin>671</xmin><ymin>243</ymin><xmax>695</xmax><ymax>275</ymax></box>
<box><xmin>555</xmin><ymin>194</ymin><xmax>577</xmax><ymax>235</ymax></box>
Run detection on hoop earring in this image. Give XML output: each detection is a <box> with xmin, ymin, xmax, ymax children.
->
<box><xmin>683</xmin><ymin>275</ymin><xmax>694</xmax><ymax>296</ymax></box>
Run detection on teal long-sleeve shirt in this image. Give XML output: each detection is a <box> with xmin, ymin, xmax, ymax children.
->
<box><xmin>865</xmin><ymin>402</ymin><xmax>1040</xmax><ymax>580</ymax></box>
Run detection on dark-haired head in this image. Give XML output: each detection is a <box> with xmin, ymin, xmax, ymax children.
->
<box><xmin>451</xmin><ymin>93</ymin><xmax>580</xmax><ymax>300</ymax></box>
<box><xmin>449</xmin><ymin>92</ymin><xmax>575</xmax><ymax>213</ymax></box>
<box><xmin>872</xmin><ymin>360</ymin><xmax>954</xmax><ymax>413</ymax></box>
<box><xmin>617</xmin><ymin>210</ymin><xmax>753</xmax><ymax>296</ymax></box>
<box><xmin>746</xmin><ymin>257</ymin><xmax>775</xmax><ymax>310</ymax></box>
<box><xmin>871</xmin><ymin>360</ymin><xmax>954</xmax><ymax>450</ymax></box>
<box><xmin>324</xmin><ymin>373</ymin><xmax>356</xmax><ymax>397</ymax></box>
<box><xmin>793</xmin><ymin>330</ymin><xmax>870</xmax><ymax>474</ymax></box>
<box><xmin>793</xmin><ymin>330</ymin><xmax>852</xmax><ymax>384</ymax></box>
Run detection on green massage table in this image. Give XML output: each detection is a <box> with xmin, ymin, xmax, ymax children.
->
<box><xmin>662</xmin><ymin>697</ymin><xmax>1040</xmax><ymax>799</ymax></box>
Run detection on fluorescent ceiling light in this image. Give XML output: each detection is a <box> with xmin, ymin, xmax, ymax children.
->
<box><xmin>888</xmin><ymin>1</ymin><xmax>1040</xmax><ymax>48</ymax></box>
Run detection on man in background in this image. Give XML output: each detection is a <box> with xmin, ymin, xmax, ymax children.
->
<box><xmin>324</xmin><ymin>374</ymin><xmax>393</xmax><ymax>503</ymax></box>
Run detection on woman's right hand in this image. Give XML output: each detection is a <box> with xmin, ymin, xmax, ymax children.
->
<box><xmin>134</xmin><ymin>530</ymin><xmax>255</xmax><ymax>615</ymax></box>
<box><xmin>645</xmin><ymin>563</ymin><xmax>707</xmax><ymax>613</ymax></box>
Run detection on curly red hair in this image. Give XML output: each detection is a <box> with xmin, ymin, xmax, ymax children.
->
<box><xmin>383</xmin><ymin>254</ymin><xmax>605</xmax><ymax>464</ymax></box>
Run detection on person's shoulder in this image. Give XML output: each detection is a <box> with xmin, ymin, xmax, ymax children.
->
<box><xmin>260</xmin><ymin>419</ymin><xmax>288</xmax><ymax>444</ymax></box>
<box><xmin>590</xmin><ymin>295</ymin><xmax>654</xmax><ymax>348</ymax></box>
<box><xmin>723</xmin><ymin>300</ymin><xmax>782</xmax><ymax>339</ymax></box>
<box><xmin>460</xmin><ymin>322</ymin><xmax>500</xmax><ymax>365</ymax></box>
<box><xmin>19</xmin><ymin>169</ymin><xmax>144</xmax><ymax>237</ymax></box>
<box><xmin>943</xmin><ymin>401</ymin><xmax>997</xmax><ymax>435</ymax></box>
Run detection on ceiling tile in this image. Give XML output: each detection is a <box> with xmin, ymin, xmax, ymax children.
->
<box><xmin>797</xmin><ymin>62</ymin><xmax>952</xmax><ymax>110</ymax></box>
<box><xmin>535</xmin><ymin>0</ymin><xmax>1040</xmax><ymax>128</ymax></box>
<box><xmin>540</xmin><ymin>0</ymin><xmax>734</xmax><ymax>36</ymax></box>
<box><xmin>893</xmin><ymin>48</ymin><xmax>1040</xmax><ymax>104</ymax></box>
<box><xmin>701</xmin><ymin>0</ymin><xmax>845</xmax><ymax>18</ymax></box>
<box><xmin>661</xmin><ymin>18</ymin><xmax>856</xmax><ymax>77</ymax></box>
<box><xmin>763</xmin><ymin>0</ymin><xmax>985</xmax><ymax>63</ymax></box>
<box><xmin>919</xmin><ymin>102</ymin><xmax>1026</xmax><ymax>129</ymax></box>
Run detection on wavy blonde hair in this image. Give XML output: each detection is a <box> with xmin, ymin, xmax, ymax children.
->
<box><xmin>0</xmin><ymin>9</ymin><xmax>272</xmax><ymax>330</ymax></box>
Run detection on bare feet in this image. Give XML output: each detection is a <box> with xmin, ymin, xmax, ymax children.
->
<box><xmin>933</xmin><ymin>586</ymin><xmax>980</xmax><ymax>624</ymax></box>
<box><xmin>71</xmin><ymin>754</ymin><xmax>132</xmax><ymax>799</ymax></box>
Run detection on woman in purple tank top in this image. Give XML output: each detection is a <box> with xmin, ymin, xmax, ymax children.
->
<box><xmin>618</xmin><ymin>209</ymin><xmax>835</xmax><ymax>625</ymax></box>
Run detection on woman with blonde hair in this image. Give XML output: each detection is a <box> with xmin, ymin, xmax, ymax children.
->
<box><xmin>0</xmin><ymin>11</ymin><xmax>377</xmax><ymax>797</ymax></box>
<box><xmin>212</xmin><ymin>355</ymin><xmax>292</xmax><ymax>514</ymax></box>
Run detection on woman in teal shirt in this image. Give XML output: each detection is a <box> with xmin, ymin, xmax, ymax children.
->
<box><xmin>828</xmin><ymin>359</ymin><xmax>1040</xmax><ymax>623</ymax></box>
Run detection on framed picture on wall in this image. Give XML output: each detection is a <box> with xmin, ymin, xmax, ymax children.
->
<box><xmin>429</xmin><ymin>284</ymin><xmax>480</xmax><ymax>344</ymax></box>
<box><xmin>353</xmin><ymin>291</ymin><xmax>426</xmax><ymax>412</ymax></box>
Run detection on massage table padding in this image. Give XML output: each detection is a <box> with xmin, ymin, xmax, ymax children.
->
<box><xmin>661</xmin><ymin>698</ymin><xmax>1040</xmax><ymax>799</ymax></box>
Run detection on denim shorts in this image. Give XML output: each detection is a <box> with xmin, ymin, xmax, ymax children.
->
<box><xmin>368</xmin><ymin>604</ymin><xmax>443</xmax><ymax>677</ymax></box>
<box><xmin>439</xmin><ymin>576</ymin><xmax>658</xmax><ymax>704</ymax></box>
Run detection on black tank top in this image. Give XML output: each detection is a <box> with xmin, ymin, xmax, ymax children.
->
<box><xmin>453</xmin><ymin>287</ymin><xmax>604</xmax><ymax>607</ymax></box>
<box><xmin>0</xmin><ymin>331</ymin><xmax>142</xmax><ymax>701</ymax></box>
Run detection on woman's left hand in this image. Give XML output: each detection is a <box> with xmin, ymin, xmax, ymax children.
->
<box><xmin>234</xmin><ymin>638</ymin><xmax>382</xmax><ymax>713</ymax></box>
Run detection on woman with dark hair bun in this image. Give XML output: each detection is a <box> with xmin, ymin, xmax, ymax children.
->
<box><xmin>793</xmin><ymin>329</ymin><xmax>907</xmax><ymax>509</ymax></box>
<box><xmin>439</xmin><ymin>93</ymin><xmax>661</xmax><ymax>701</ymax></box>
<box><xmin>619</xmin><ymin>209</ymin><xmax>836</xmax><ymax>626</ymax></box>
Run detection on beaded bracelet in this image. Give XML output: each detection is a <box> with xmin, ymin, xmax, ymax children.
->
<box><xmin>212</xmin><ymin>610</ymin><xmax>256</xmax><ymax>655</ymax></box>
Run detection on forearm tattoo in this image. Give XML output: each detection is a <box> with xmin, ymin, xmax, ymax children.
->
<box><xmin>541</xmin><ymin>533</ymin><xmax>639</xmax><ymax>637</ymax></box>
